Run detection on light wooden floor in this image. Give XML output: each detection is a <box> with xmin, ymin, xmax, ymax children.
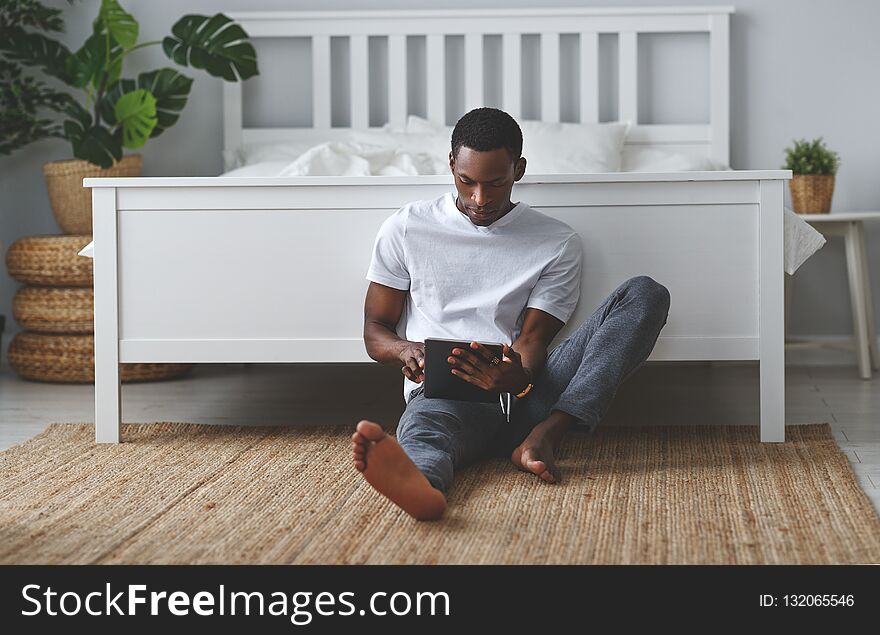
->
<box><xmin>2</xmin><ymin>358</ymin><xmax>878</xmax><ymax>514</ymax></box>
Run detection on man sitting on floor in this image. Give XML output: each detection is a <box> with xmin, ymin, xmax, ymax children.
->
<box><xmin>352</xmin><ymin>107</ymin><xmax>670</xmax><ymax>521</ymax></box>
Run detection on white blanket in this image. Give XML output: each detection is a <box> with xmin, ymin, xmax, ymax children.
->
<box><xmin>278</xmin><ymin>141</ymin><xmax>445</xmax><ymax>177</ymax></box>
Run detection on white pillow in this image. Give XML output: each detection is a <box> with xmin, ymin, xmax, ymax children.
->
<box><xmin>521</xmin><ymin>120</ymin><xmax>630</xmax><ymax>173</ymax></box>
<box><xmin>621</xmin><ymin>147</ymin><xmax>730</xmax><ymax>172</ymax></box>
<box><xmin>405</xmin><ymin>115</ymin><xmax>631</xmax><ymax>173</ymax></box>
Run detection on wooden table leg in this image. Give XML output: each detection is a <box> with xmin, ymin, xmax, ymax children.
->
<box><xmin>844</xmin><ymin>222</ymin><xmax>872</xmax><ymax>380</ymax></box>
<box><xmin>856</xmin><ymin>223</ymin><xmax>879</xmax><ymax>370</ymax></box>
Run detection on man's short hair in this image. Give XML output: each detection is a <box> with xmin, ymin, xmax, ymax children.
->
<box><xmin>451</xmin><ymin>107</ymin><xmax>523</xmax><ymax>162</ymax></box>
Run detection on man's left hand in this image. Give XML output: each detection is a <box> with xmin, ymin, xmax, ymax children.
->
<box><xmin>448</xmin><ymin>342</ymin><xmax>530</xmax><ymax>394</ymax></box>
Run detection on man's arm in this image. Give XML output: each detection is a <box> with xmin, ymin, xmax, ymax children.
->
<box><xmin>363</xmin><ymin>281</ymin><xmax>409</xmax><ymax>365</ymax></box>
<box><xmin>363</xmin><ymin>281</ymin><xmax>427</xmax><ymax>384</ymax></box>
<box><xmin>510</xmin><ymin>307</ymin><xmax>567</xmax><ymax>392</ymax></box>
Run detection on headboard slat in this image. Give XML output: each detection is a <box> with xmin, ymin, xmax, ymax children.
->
<box><xmin>618</xmin><ymin>31</ymin><xmax>638</xmax><ymax>125</ymax></box>
<box><xmin>426</xmin><ymin>34</ymin><xmax>446</xmax><ymax>125</ymax></box>
<box><xmin>312</xmin><ymin>35</ymin><xmax>331</xmax><ymax>129</ymax></box>
<box><xmin>540</xmin><ymin>32</ymin><xmax>561</xmax><ymax>122</ymax></box>
<box><xmin>350</xmin><ymin>35</ymin><xmax>370</xmax><ymax>128</ymax></box>
<box><xmin>709</xmin><ymin>13</ymin><xmax>731</xmax><ymax>166</ymax></box>
<box><xmin>579</xmin><ymin>32</ymin><xmax>599</xmax><ymax>124</ymax></box>
<box><xmin>388</xmin><ymin>35</ymin><xmax>407</xmax><ymax>128</ymax></box>
<box><xmin>464</xmin><ymin>34</ymin><xmax>484</xmax><ymax>113</ymax></box>
<box><xmin>502</xmin><ymin>33</ymin><xmax>522</xmax><ymax>119</ymax></box>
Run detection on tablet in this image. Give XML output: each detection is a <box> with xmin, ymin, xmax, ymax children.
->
<box><xmin>423</xmin><ymin>337</ymin><xmax>504</xmax><ymax>403</ymax></box>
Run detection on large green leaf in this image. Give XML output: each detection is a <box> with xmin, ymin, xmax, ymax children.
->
<box><xmin>113</xmin><ymin>88</ymin><xmax>156</xmax><ymax>149</ymax></box>
<box><xmin>61</xmin><ymin>94</ymin><xmax>92</xmax><ymax>129</ymax></box>
<box><xmin>99</xmin><ymin>68</ymin><xmax>192</xmax><ymax>137</ymax></box>
<box><xmin>98</xmin><ymin>0</ymin><xmax>138</xmax><ymax>49</ymax></box>
<box><xmin>66</xmin><ymin>32</ymin><xmax>122</xmax><ymax>90</ymax></box>
<box><xmin>162</xmin><ymin>13</ymin><xmax>258</xmax><ymax>82</ymax></box>
<box><xmin>98</xmin><ymin>77</ymin><xmax>134</xmax><ymax>126</ymax></box>
<box><xmin>64</xmin><ymin>114</ymin><xmax>123</xmax><ymax>168</ymax></box>
<box><xmin>0</xmin><ymin>27</ymin><xmax>74</xmax><ymax>83</ymax></box>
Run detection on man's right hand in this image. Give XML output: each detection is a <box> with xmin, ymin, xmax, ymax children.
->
<box><xmin>399</xmin><ymin>341</ymin><xmax>426</xmax><ymax>383</ymax></box>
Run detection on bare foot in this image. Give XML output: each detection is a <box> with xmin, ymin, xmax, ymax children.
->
<box><xmin>352</xmin><ymin>420</ymin><xmax>447</xmax><ymax>521</ymax></box>
<box><xmin>511</xmin><ymin>430</ymin><xmax>562</xmax><ymax>484</ymax></box>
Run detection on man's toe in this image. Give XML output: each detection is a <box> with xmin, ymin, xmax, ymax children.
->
<box><xmin>528</xmin><ymin>460</ymin><xmax>546</xmax><ymax>474</ymax></box>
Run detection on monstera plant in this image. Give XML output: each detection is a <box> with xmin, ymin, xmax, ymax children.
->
<box><xmin>1</xmin><ymin>0</ymin><xmax>258</xmax><ymax>166</ymax></box>
<box><xmin>0</xmin><ymin>0</ymin><xmax>259</xmax><ymax>233</ymax></box>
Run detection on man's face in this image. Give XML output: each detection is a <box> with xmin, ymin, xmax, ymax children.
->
<box><xmin>449</xmin><ymin>146</ymin><xmax>526</xmax><ymax>226</ymax></box>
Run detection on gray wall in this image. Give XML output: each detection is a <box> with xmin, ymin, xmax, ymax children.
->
<box><xmin>2</xmin><ymin>0</ymin><xmax>879</xmax><ymax>358</ymax></box>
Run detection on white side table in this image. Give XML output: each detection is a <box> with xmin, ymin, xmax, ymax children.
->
<box><xmin>785</xmin><ymin>212</ymin><xmax>880</xmax><ymax>379</ymax></box>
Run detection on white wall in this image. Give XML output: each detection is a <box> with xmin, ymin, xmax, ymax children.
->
<box><xmin>2</xmin><ymin>0</ymin><xmax>879</xmax><ymax>358</ymax></box>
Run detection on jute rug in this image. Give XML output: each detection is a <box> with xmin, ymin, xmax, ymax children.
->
<box><xmin>1</xmin><ymin>422</ymin><xmax>878</xmax><ymax>564</ymax></box>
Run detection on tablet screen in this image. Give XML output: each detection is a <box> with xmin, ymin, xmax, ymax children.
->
<box><xmin>423</xmin><ymin>337</ymin><xmax>504</xmax><ymax>403</ymax></box>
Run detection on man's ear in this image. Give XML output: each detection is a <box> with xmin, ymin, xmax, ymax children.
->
<box><xmin>514</xmin><ymin>157</ymin><xmax>527</xmax><ymax>181</ymax></box>
<box><xmin>448</xmin><ymin>150</ymin><xmax>455</xmax><ymax>173</ymax></box>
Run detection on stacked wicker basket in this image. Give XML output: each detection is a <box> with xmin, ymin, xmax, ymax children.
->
<box><xmin>5</xmin><ymin>234</ymin><xmax>192</xmax><ymax>383</ymax></box>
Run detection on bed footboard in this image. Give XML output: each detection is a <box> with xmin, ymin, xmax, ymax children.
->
<box><xmin>87</xmin><ymin>172</ymin><xmax>788</xmax><ymax>444</ymax></box>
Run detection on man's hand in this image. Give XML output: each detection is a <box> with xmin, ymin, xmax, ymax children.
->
<box><xmin>448</xmin><ymin>342</ymin><xmax>530</xmax><ymax>393</ymax></box>
<box><xmin>398</xmin><ymin>341</ymin><xmax>426</xmax><ymax>383</ymax></box>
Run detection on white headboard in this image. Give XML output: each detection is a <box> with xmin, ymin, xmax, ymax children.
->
<box><xmin>224</xmin><ymin>6</ymin><xmax>733</xmax><ymax>167</ymax></box>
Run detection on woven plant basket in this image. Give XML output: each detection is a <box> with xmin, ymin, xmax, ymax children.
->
<box><xmin>790</xmin><ymin>174</ymin><xmax>835</xmax><ymax>214</ymax></box>
<box><xmin>8</xmin><ymin>332</ymin><xmax>193</xmax><ymax>384</ymax></box>
<box><xmin>13</xmin><ymin>287</ymin><xmax>94</xmax><ymax>334</ymax></box>
<box><xmin>42</xmin><ymin>155</ymin><xmax>142</xmax><ymax>234</ymax></box>
<box><xmin>5</xmin><ymin>235</ymin><xmax>92</xmax><ymax>286</ymax></box>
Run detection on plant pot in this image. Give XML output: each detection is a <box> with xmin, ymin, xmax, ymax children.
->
<box><xmin>790</xmin><ymin>174</ymin><xmax>835</xmax><ymax>214</ymax></box>
<box><xmin>42</xmin><ymin>155</ymin><xmax>142</xmax><ymax>234</ymax></box>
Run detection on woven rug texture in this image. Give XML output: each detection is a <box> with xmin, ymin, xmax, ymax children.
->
<box><xmin>1</xmin><ymin>422</ymin><xmax>878</xmax><ymax>564</ymax></box>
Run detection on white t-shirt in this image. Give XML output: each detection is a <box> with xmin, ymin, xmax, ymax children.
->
<box><xmin>366</xmin><ymin>191</ymin><xmax>583</xmax><ymax>406</ymax></box>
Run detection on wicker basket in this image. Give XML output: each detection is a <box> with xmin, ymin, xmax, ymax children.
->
<box><xmin>13</xmin><ymin>287</ymin><xmax>94</xmax><ymax>333</ymax></box>
<box><xmin>42</xmin><ymin>155</ymin><xmax>142</xmax><ymax>234</ymax></box>
<box><xmin>8</xmin><ymin>332</ymin><xmax>193</xmax><ymax>384</ymax></box>
<box><xmin>5</xmin><ymin>235</ymin><xmax>93</xmax><ymax>286</ymax></box>
<box><xmin>790</xmin><ymin>174</ymin><xmax>835</xmax><ymax>214</ymax></box>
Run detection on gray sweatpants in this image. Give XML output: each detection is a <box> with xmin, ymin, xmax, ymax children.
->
<box><xmin>395</xmin><ymin>275</ymin><xmax>671</xmax><ymax>495</ymax></box>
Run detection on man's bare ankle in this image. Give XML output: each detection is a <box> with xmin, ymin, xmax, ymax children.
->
<box><xmin>529</xmin><ymin>410</ymin><xmax>578</xmax><ymax>445</ymax></box>
<box><xmin>548</xmin><ymin>409</ymin><xmax>580</xmax><ymax>426</ymax></box>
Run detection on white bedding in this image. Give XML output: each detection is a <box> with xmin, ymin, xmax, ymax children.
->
<box><xmin>79</xmin><ymin>116</ymin><xmax>824</xmax><ymax>271</ymax></box>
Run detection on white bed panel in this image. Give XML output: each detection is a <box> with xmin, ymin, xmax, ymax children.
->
<box><xmin>117</xmin><ymin>208</ymin><xmax>390</xmax><ymax>343</ymax></box>
<box><xmin>115</xmin><ymin>197</ymin><xmax>759</xmax><ymax>361</ymax></box>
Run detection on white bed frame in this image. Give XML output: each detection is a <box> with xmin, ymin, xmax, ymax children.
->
<box><xmin>85</xmin><ymin>6</ymin><xmax>791</xmax><ymax>444</ymax></box>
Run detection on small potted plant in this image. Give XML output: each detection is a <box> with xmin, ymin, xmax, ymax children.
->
<box><xmin>782</xmin><ymin>137</ymin><xmax>840</xmax><ymax>214</ymax></box>
<box><xmin>0</xmin><ymin>0</ymin><xmax>258</xmax><ymax>234</ymax></box>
